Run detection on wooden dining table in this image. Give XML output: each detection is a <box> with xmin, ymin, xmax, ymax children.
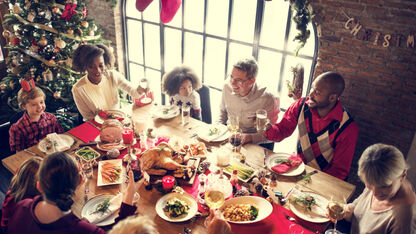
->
<box><xmin>2</xmin><ymin>103</ymin><xmax>355</xmax><ymax>234</ymax></box>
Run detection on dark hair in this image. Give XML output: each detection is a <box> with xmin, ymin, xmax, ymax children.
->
<box><xmin>10</xmin><ymin>157</ymin><xmax>42</xmax><ymax>202</ymax></box>
<box><xmin>72</xmin><ymin>44</ymin><xmax>115</xmax><ymax>72</ymax></box>
<box><xmin>318</xmin><ymin>71</ymin><xmax>345</xmax><ymax>97</ymax></box>
<box><xmin>233</xmin><ymin>57</ymin><xmax>258</xmax><ymax>80</ymax></box>
<box><xmin>162</xmin><ymin>65</ymin><xmax>202</xmax><ymax>96</ymax></box>
<box><xmin>38</xmin><ymin>152</ymin><xmax>80</xmax><ymax>211</ymax></box>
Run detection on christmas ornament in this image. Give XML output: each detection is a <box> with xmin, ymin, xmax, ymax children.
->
<box><xmin>29</xmin><ymin>44</ymin><xmax>38</xmax><ymax>53</ymax></box>
<box><xmin>9</xmin><ymin>36</ymin><xmax>20</xmax><ymax>46</ymax></box>
<box><xmin>36</xmin><ymin>76</ymin><xmax>41</xmax><ymax>82</ymax></box>
<box><xmin>81</xmin><ymin>21</ymin><xmax>89</xmax><ymax>28</ymax></box>
<box><xmin>92</xmin><ymin>24</ymin><xmax>98</xmax><ymax>31</ymax></box>
<box><xmin>25</xmin><ymin>2</ymin><xmax>31</xmax><ymax>10</ymax></box>
<box><xmin>51</xmin><ymin>7</ymin><xmax>61</xmax><ymax>15</ymax></box>
<box><xmin>2</xmin><ymin>30</ymin><xmax>11</xmax><ymax>39</ymax></box>
<box><xmin>54</xmin><ymin>46</ymin><xmax>60</xmax><ymax>53</ymax></box>
<box><xmin>76</xmin><ymin>28</ymin><xmax>83</xmax><ymax>35</ymax></box>
<box><xmin>48</xmin><ymin>59</ymin><xmax>56</xmax><ymax>66</ymax></box>
<box><xmin>20</xmin><ymin>78</ymin><xmax>35</xmax><ymax>92</ymax></box>
<box><xmin>11</xmin><ymin>66</ymin><xmax>19</xmax><ymax>74</ymax></box>
<box><xmin>38</xmin><ymin>37</ymin><xmax>47</xmax><ymax>46</ymax></box>
<box><xmin>10</xmin><ymin>81</ymin><xmax>15</xmax><ymax>90</ymax></box>
<box><xmin>0</xmin><ymin>84</ymin><xmax>7</xmax><ymax>91</ymax></box>
<box><xmin>38</xmin><ymin>10</ymin><xmax>45</xmax><ymax>16</ymax></box>
<box><xmin>160</xmin><ymin>0</ymin><xmax>181</xmax><ymax>24</ymax></box>
<box><xmin>27</xmin><ymin>11</ymin><xmax>36</xmax><ymax>22</ymax></box>
<box><xmin>53</xmin><ymin>91</ymin><xmax>61</xmax><ymax>99</ymax></box>
<box><xmin>55</xmin><ymin>38</ymin><xmax>66</xmax><ymax>49</ymax></box>
<box><xmin>13</xmin><ymin>4</ymin><xmax>22</xmax><ymax>14</ymax></box>
<box><xmin>81</xmin><ymin>7</ymin><xmax>88</xmax><ymax>17</ymax></box>
<box><xmin>136</xmin><ymin>0</ymin><xmax>153</xmax><ymax>12</ymax></box>
<box><xmin>42</xmin><ymin>69</ymin><xmax>53</xmax><ymax>81</ymax></box>
<box><xmin>45</xmin><ymin>10</ymin><xmax>52</xmax><ymax>20</ymax></box>
<box><xmin>88</xmin><ymin>30</ymin><xmax>94</xmax><ymax>36</ymax></box>
<box><xmin>66</xmin><ymin>29</ymin><xmax>74</xmax><ymax>35</ymax></box>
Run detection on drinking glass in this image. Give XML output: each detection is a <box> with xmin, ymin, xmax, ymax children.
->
<box><xmin>256</xmin><ymin>109</ymin><xmax>268</xmax><ymax>132</ymax></box>
<box><xmin>227</xmin><ymin>115</ymin><xmax>239</xmax><ymax>133</ymax></box>
<box><xmin>229</xmin><ymin>131</ymin><xmax>242</xmax><ymax>152</ymax></box>
<box><xmin>139</xmin><ymin>78</ymin><xmax>152</xmax><ymax>104</ymax></box>
<box><xmin>325</xmin><ymin>198</ymin><xmax>347</xmax><ymax>234</ymax></box>
<box><xmin>181</xmin><ymin>105</ymin><xmax>191</xmax><ymax>125</ymax></box>
<box><xmin>204</xmin><ymin>183</ymin><xmax>226</xmax><ymax>227</ymax></box>
<box><xmin>81</xmin><ymin>160</ymin><xmax>93</xmax><ymax>179</ymax></box>
<box><xmin>216</xmin><ymin>148</ymin><xmax>231</xmax><ymax>179</ymax></box>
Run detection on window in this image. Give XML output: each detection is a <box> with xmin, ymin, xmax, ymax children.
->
<box><xmin>122</xmin><ymin>0</ymin><xmax>317</xmax><ymax>121</ymax></box>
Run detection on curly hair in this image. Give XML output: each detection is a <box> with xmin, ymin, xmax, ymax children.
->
<box><xmin>162</xmin><ymin>65</ymin><xmax>202</xmax><ymax>96</ymax></box>
<box><xmin>72</xmin><ymin>44</ymin><xmax>115</xmax><ymax>72</ymax></box>
<box><xmin>233</xmin><ymin>57</ymin><xmax>258</xmax><ymax>80</ymax></box>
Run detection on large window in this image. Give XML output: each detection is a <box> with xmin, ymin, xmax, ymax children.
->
<box><xmin>122</xmin><ymin>0</ymin><xmax>317</xmax><ymax>121</ymax></box>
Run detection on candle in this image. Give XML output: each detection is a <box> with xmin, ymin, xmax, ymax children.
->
<box><xmin>216</xmin><ymin>149</ymin><xmax>231</xmax><ymax>167</ymax></box>
<box><xmin>162</xmin><ymin>175</ymin><xmax>175</xmax><ymax>192</ymax></box>
<box><xmin>122</xmin><ymin>129</ymin><xmax>134</xmax><ymax>144</ymax></box>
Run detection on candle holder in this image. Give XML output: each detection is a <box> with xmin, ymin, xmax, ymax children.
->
<box><xmin>162</xmin><ymin>175</ymin><xmax>175</xmax><ymax>192</ymax></box>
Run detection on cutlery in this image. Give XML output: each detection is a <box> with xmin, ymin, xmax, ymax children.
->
<box><xmin>79</xmin><ymin>141</ymin><xmax>99</xmax><ymax>147</ymax></box>
<box><xmin>24</xmin><ymin>149</ymin><xmax>42</xmax><ymax>157</ymax></box>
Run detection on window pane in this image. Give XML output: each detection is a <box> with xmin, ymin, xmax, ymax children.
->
<box><xmin>260</xmin><ymin>1</ymin><xmax>289</xmax><ymax>50</ymax></box>
<box><xmin>230</xmin><ymin>0</ymin><xmax>256</xmax><ymax>43</ymax></box>
<box><xmin>127</xmin><ymin>19</ymin><xmax>143</xmax><ymax>64</ymax></box>
<box><xmin>204</xmin><ymin>37</ymin><xmax>226</xmax><ymax>89</ymax></box>
<box><xmin>184</xmin><ymin>32</ymin><xmax>203</xmax><ymax>80</ymax></box>
<box><xmin>142</xmin><ymin>0</ymin><xmax>160</xmax><ymax>23</ymax></box>
<box><xmin>143</xmin><ymin>23</ymin><xmax>161</xmax><ymax>69</ymax></box>
<box><xmin>280</xmin><ymin>55</ymin><xmax>313</xmax><ymax>110</ymax></box>
<box><xmin>165</xmin><ymin>1</ymin><xmax>182</xmax><ymax>27</ymax></box>
<box><xmin>227</xmin><ymin>42</ymin><xmax>252</xmax><ymax>74</ymax></box>
<box><xmin>287</xmin><ymin>20</ymin><xmax>316</xmax><ymax>57</ymax></box>
<box><xmin>129</xmin><ymin>63</ymin><xmax>144</xmax><ymax>84</ymax></box>
<box><xmin>257</xmin><ymin>49</ymin><xmax>282</xmax><ymax>96</ymax></box>
<box><xmin>206</xmin><ymin>0</ymin><xmax>229</xmax><ymax>37</ymax></box>
<box><xmin>126</xmin><ymin>0</ymin><xmax>141</xmax><ymax>19</ymax></box>
<box><xmin>164</xmin><ymin>28</ymin><xmax>182</xmax><ymax>71</ymax></box>
<box><xmin>146</xmin><ymin>69</ymin><xmax>162</xmax><ymax>103</ymax></box>
<box><xmin>184</xmin><ymin>0</ymin><xmax>204</xmax><ymax>32</ymax></box>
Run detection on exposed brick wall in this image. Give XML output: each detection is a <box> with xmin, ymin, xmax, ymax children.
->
<box><xmin>311</xmin><ymin>0</ymin><xmax>416</xmax><ymax>158</ymax></box>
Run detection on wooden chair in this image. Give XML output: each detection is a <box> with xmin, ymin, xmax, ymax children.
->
<box><xmin>196</xmin><ymin>85</ymin><xmax>212</xmax><ymax>124</ymax></box>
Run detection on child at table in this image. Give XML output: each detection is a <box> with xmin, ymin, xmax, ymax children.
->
<box><xmin>162</xmin><ymin>65</ymin><xmax>202</xmax><ymax>120</ymax></box>
<box><xmin>1</xmin><ymin>157</ymin><xmax>42</xmax><ymax>233</ymax></box>
<box><xmin>9</xmin><ymin>86</ymin><xmax>64</xmax><ymax>152</ymax></box>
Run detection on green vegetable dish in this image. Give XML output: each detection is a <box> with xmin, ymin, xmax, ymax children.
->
<box><xmin>90</xmin><ymin>197</ymin><xmax>110</xmax><ymax>215</ymax></box>
<box><xmin>208</xmin><ymin>127</ymin><xmax>219</xmax><ymax>136</ymax></box>
<box><xmin>293</xmin><ymin>195</ymin><xmax>316</xmax><ymax>211</ymax></box>
<box><xmin>76</xmin><ymin>147</ymin><xmax>100</xmax><ymax>161</ymax></box>
<box><xmin>163</xmin><ymin>198</ymin><xmax>190</xmax><ymax>218</ymax></box>
<box><xmin>224</xmin><ymin>162</ymin><xmax>255</xmax><ymax>181</ymax></box>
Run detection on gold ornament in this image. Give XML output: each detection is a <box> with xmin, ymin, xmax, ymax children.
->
<box><xmin>65</xmin><ymin>58</ymin><xmax>72</xmax><ymax>67</ymax></box>
<box><xmin>27</xmin><ymin>11</ymin><xmax>36</xmax><ymax>22</ymax></box>
<box><xmin>92</xmin><ymin>25</ymin><xmax>98</xmax><ymax>31</ymax></box>
<box><xmin>81</xmin><ymin>21</ymin><xmax>89</xmax><ymax>28</ymax></box>
<box><xmin>36</xmin><ymin>76</ymin><xmax>42</xmax><ymax>82</ymax></box>
<box><xmin>53</xmin><ymin>91</ymin><xmax>61</xmax><ymax>99</ymax></box>
<box><xmin>38</xmin><ymin>37</ymin><xmax>47</xmax><ymax>46</ymax></box>
<box><xmin>0</xmin><ymin>84</ymin><xmax>7</xmax><ymax>91</ymax></box>
<box><xmin>13</xmin><ymin>4</ymin><xmax>22</xmax><ymax>14</ymax></box>
<box><xmin>67</xmin><ymin>29</ymin><xmax>74</xmax><ymax>35</ymax></box>
<box><xmin>55</xmin><ymin>38</ymin><xmax>66</xmax><ymax>49</ymax></box>
<box><xmin>2</xmin><ymin>30</ymin><xmax>11</xmax><ymax>39</ymax></box>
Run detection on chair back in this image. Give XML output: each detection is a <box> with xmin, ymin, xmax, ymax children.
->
<box><xmin>196</xmin><ymin>85</ymin><xmax>212</xmax><ymax>124</ymax></box>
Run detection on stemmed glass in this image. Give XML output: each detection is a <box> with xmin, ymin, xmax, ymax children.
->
<box><xmin>229</xmin><ymin>131</ymin><xmax>244</xmax><ymax>162</ymax></box>
<box><xmin>204</xmin><ymin>180</ymin><xmax>226</xmax><ymax>227</ymax></box>
<box><xmin>227</xmin><ymin>115</ymin><xmax>239</xmax><ymax>133</ymax></box>
<box><xmin>325</xmin><ymin>197</ymin><xmax>347</xmax><ymax>234</ymax></box>
<box><xmin>139</xmin><ymin>78</ymin><xmax>151</xmax><ymax>104</ymax></box>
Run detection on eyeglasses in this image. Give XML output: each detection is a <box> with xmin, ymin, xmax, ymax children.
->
<box><xmin>229</xmin><ymin>75</ymin><xmax>248</xmax><ymax>85</ymax></box>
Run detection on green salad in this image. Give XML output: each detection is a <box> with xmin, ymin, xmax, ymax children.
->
<box><xmin>163</xmin><ymin>198</ymin><xmax>190</xmax><ymax>218</ymax></box>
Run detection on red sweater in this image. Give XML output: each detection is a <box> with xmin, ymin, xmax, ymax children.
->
<box><xmin>265</xmin><ymin>98</ymin><xmax>359</xmax><ymax>180</ymax></box>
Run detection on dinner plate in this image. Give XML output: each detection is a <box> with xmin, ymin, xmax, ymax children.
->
<box><xmin>265</xmin><ymin>153</ymin><xmax>305</xmax><ymax>176</ymax></box>
<box><xmin>38</xmin><ymin>134</ymin><xmax>75</xmax><ymax>154</ymax></box>
<box><xmin>97</xmin><ymin>159</ymin><xmax>125</xmax><ymax>186</ymax></box>
<box><xmin>94</xmin><ymin>136</ymin><xmax>136</xmax><ymax>151</ymax></box>
<box><xmin>197</xmin><ymin>124</ymin><xmax>230</xmax><ymax>142</ymax></box>
<box><xmin>81</xmin><ymin>194</ymin><xmax>118</xmax><ymax>226</ymax></box>
<box><xmin>223</xmin><ymin>159</ymin><xmax>257</xmax><ymax>183</ymax></box>
<box><xmin>220</xmin><ymin>196</ymin><xmax>273</xmax><ymax>224</ymax></box>
<box><xmin>153</xmin><ymin>105</ymin><xmax>180</xmax><ymax>119</ymax></box>
<box><xmin>94</xmin><ymin>110</ymin><xmax>126</xmax><ymax>125</ymax></box>
<box><xmin>289</xmin><ymin>191</ymin><xmax>330</xmax><ymax>223</ymax></box>
<box><xmin>155</xmin><ymin>192</ymin><xmax>198</xmax><ymax>222</ymax></box>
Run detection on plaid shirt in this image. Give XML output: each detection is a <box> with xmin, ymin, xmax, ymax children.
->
<box><xmin>9</xmin><ymin>112</ymin><xmax>64</xmax><ymax>152</ymax></box>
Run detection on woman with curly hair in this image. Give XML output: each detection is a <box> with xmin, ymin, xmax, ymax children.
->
<box><xmin>162</xmin><ymin>65</ymin><xmax>202</xmax><ymax>120</ymax></box>
<box><xmin>71</xmin><ymin>44</ymin><xmax>148</xmax><ymax>120</ymax></box>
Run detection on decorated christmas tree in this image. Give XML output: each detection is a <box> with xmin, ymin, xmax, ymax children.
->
<box><xmin>0</xmin><ymin>0</ymin><xmax>108</xmax><ymax>129</ymax></box>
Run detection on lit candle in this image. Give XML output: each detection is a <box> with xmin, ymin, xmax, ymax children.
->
<box><xmin>162</xmin><ymin>175</ymin><xmax>175</xmax><ymax>192</ymax></box>
<box><xmin>122</xmin><ymin>129</ymin><xmax>134</xmax><ymax>144</ymax></box>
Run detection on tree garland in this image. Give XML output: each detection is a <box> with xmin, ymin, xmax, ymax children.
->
<box><xmin>288</xmin><ymin>0</ymin><xmax>314</xmax><ymax>55</ymax></box>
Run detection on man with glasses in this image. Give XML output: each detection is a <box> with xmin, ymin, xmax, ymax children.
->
<box><xmin>219</xmin><ymin>57</ymin><xmax>280</xmax><ymax>150</ymax></box>
<box><xmin>263</xmin><ymin>71</ymin><xmax>359</xmax><ymax>180</ymax></box>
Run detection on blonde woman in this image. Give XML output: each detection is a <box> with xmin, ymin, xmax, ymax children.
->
<box><xmin>344</xmin><ymin>143</ymin><xmax>416</xmax><ymax>233</ymax></box>
<box><xmin>108</xmin><ymin>215</ymin><xmax>159</xmax><ymax>234</ymax></box>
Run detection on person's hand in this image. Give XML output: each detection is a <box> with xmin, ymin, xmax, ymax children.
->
<box><xmin>206</xmin><ymin>209</ymin><xmax>232</xmax><ymax>234</ymax></box>
<box><xmin>241</xmin><ymin>133</ymin><xmax>252</xmax><ymax>145</ymax></box>
<box><xmin>124</xmin><ymin>170</ymin><xmax>145</xmax><ymax>205</ymax></box>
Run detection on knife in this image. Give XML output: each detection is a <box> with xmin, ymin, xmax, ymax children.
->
<box><xmin>79</xmin><ymin>141</ymin><xmax>99</xmax><ymax>147</ymax></box>
<box><xmin>24</xmin><ymin>149</ymin><xmax>43</xmax><ymax>157</ymax></box>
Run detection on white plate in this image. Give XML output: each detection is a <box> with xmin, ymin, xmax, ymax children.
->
<box><xmin>197</xmin><ymin>124</ymin><xmax>230</xmax><ymax>142</ymax></box>
<box><xmin>266</xmin><ymin>153</ymin><xmax>305</xmax><ymax>176</ymax></box>
<box><xmin>94</xmin><ymin>110</ymin><xmax>126</xmax><ymax>124</ymax></box>
<box><xmin>289</xmin><ymin>191</ymin><xmax>330</xmax><ymax>223</ymax></box>
<box><xmin>94</xmin><ymin>136</ymin><xmax>136</xmax><ymax>151</ymax></box>
<box><xmin>97</xmin><ymin>159</ymin><xmax>125</xmax><ymax>186</ymax></box>
<box><xmin>223</xmin><ymin>159</ymin><xmax>257</xmax><ymax>183</ymax></box>
<box><xmin>38</xmin><ymin>134</ymin><xmax>75</xmax><ymax>154</ymax></box>
<box><xmin>153</xmin><ymin>105</ymin><xmax>180</xmax><ymax>119</ymax></box>
<box><xmin>81</xmin><ymin>194</ymin><xmax>118</xmax><ymax>226</ymax></box>
<box><xmin>155</xmin><ymin>192</ymin><xmax>198</xmax><ymax>222</ymax></box>
<box><xmin>220</xmin><ymin>196</ymin><xmax>273</xmax><ymax>224</ymax></box>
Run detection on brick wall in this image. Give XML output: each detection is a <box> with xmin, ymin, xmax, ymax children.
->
<box><xmin>310</xmin><ymin>0</ymin><xmax>416</xmax><ymax>158</ymax></box>
<box><xmin>88</xmin><ymin>0</ymin><xmax>416</xmax><ymax>159</ymax></box>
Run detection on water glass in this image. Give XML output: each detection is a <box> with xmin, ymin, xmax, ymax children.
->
<box><xmin>181</xmin><ymin>106</ymin><xmax>191</xmax><ymax>125</ymax></box>
<box><xmin>256</xmin><ymin>109</ymin><xmax>268</xmax><ymax>132</ymax></box>
<box><xmin>81</xmin><ymin>160</ymin><xmax>93</xmax><ymax>179</ymax></box>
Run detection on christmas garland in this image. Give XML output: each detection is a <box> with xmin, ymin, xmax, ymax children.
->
<box><xmin>289</xmin><ymin>0</ymin><xmax>314</xmax><ymax>55</ymax></box>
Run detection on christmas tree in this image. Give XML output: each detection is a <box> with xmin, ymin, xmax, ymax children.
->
<box><xmin>0</xmin><ymin>0</ymin><xmax>108</xmax><ymax>129</ymax></box>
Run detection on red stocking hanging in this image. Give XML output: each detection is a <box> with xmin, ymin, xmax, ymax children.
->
<box><xmin>160</xmin><ymin>0</ymin><xmax>181</xmax><ymax>23</ymax></box>
<box><xmin>136</xmin><ymin>0</ymin><xmax>154</xmax><ymax>12</ymax></box>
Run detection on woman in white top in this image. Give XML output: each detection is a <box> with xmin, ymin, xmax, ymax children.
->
<box><xmin>343</xmin><ymin>143</ymin><xmax>415</xmax><ymax>234</ymax></box>
<box><xmin>71</xmin><ymin>44</ymin><xmax>147</xmax><ymax>120</ymax></box>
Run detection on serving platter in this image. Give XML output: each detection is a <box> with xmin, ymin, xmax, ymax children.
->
<box><xmin>155</xmin><ymin>192</ymin><xmax>198</xmax><ymax>222</ymax></box>
<box><xmin>265</xmin><ymin>153</ymin><xmax>305</xmax><ymax>176</ymax></box>
<box><xmin>97</xmin><ymin>159</ymin><xmax>125</xmax><ymax>186</ymax></box>
<box><xmin>220</xmin><ymin>196</ymin><xmax>273</xmax><ymax>224</ymax></box>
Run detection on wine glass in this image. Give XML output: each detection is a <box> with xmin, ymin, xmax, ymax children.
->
<box><xmin>227</xmin><ymin>115</ymin><xmax>239</xmax><ymax>133</ymax></box>
<box><xmin>325</xmin><ymin>198</ymin><xmax>347</xmax><ymax>234</ymax></box>
<box><xmin>139</xmin><ymin>78</ymin><xmax>152</xmax><ymax>104</ymax></box>
<box><xmin>229</xmin><ymin>131</ymin><xmax>242</xmax><ymax>153</ymax></box>
<box><xmin>204</xmin><ymin>182</ymin><xmax>226</xmax><ymax>227</ymax></box>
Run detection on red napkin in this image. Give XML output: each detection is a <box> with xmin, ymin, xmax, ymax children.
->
<box><xmin>134</xmin><ymin>92</ymin><xmax>154</xmax><ymax>107</ymax></box>
<box><xmin>272</xmin><ymin>154</ymin><xmax>303</xmax><ymax>174</ymax></box>
<box><xmin>98</xmin><ymin>111</ymin><xmax>124</xmax><ymax>122</ymax></box>
<box><xmin>229</xmin><ymin>203</ymin><xmax>324</xmax><ymax>234</ymax></box>
<box><xmin>68</xmin><ymin>122</ymin><xmax>100</xmax><ymax>143</ymax></box>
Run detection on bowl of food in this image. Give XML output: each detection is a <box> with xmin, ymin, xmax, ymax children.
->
<box><xmin>155</xmin><ymin>192</ymin><xmax>198</xmax><ymax>222</ymax></box>
<box><xmin>220</xmin><ymin>196</ymin><xmax>273</xmax><ymax>224</ymax></box>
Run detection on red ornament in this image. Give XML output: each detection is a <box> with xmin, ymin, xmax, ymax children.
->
<box><xmin>81</xmin><ymin>7</ymin><xmax>88</xmax><ymax>18</ymax></box>
<box><xmin>61</xmin><ymin>4</ymin><xmax>77</xmax><ymax>20</ymax></box>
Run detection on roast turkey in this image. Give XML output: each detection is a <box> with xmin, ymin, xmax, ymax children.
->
<box><xmin>139</xmin><ymin>142</ymin><xmax>184</xmax><ymax>173</ymax></box>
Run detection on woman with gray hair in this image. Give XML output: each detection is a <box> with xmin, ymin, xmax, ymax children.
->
<box><xmin>343</xmin><ymin>143</ymin><xmax>415</xmax><ymax>233</ymax></box>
